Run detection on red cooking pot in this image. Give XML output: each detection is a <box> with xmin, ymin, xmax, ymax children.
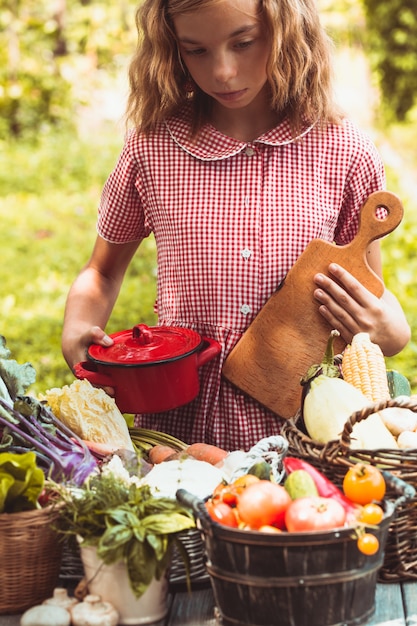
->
<box><xmin>74</xmin><ymin>323</ymin><xmax>221</xmax><ymax>414</ymax></box>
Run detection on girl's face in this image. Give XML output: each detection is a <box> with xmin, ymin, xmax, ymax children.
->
<box><xmin>173</xmin><ymin>0</ymin><xmax>270</xmax><ymax>111</ymax></box>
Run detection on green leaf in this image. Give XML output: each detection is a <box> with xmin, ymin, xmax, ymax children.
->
<box><xmin>141</xmin><ymin>512</ymin><xmax>196</xmax><ymax>535</ymax></box>
<box><xmin>100</xmin><ymin>525</ymin><xmax>133</xmax><ymax>552</ymax></box>
<box><xmin>107</xmin><ymin>507</ymin><xmax>140</xmax><ymax>528</ymax></box>
<box><xmin>126</xmin><ymin>542</ymin><xmax>156</xmax><ymax>598</ymax></box>
<box><xmin>0</xmin><ymin>450</ymin><xmax>44</xmax><ymax>513</ymax></box>
<box><xmin>0</xmin><ymin>336</ymin><xmax>36</xmax><ymax>400</ymax></box>
<box><xmin>146</xmin><ymin>533</ymin><xmax>169</xmax><ymax>562</ymax></box>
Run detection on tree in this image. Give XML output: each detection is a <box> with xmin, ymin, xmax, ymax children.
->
<box><xmin>0</xmin><ymin>0</ymin><xmax>135</xmax><ymax>139</ymax></box>
<box><xmin>361</xmin><ymin>0</ymin><xmax>417</xmax><ymax>121</ymax></box>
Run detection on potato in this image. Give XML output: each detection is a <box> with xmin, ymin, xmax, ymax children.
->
<box><xmin>379</xmin><ymin>407</ymin><xmax>417</xmax><ymax>437</ymax></box>
<box><xmin>397</xmin><ymin>430</ymin><xmax>417</xmax><ymax>449</ymax></box>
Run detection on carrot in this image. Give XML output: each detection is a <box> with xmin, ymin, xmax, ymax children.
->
<box><xmin>82</xmin><ymin>439</ymin><xmax>120</xmax><ymax>457</ymax></box>
<box><xmin>185</xmin><ymin>443</ymin><xmax>229</xmax><ymax>466</ymax></box>
<box><xmin>148</xmin><ymin>444</ymin><xmax>179</xmax><ymax>464</ymax></box>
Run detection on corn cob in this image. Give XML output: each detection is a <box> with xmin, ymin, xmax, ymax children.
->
<box><xmin>341</xmin><ymin>332</ymin><xmax>390</xmax><ymax>402</ymax></box>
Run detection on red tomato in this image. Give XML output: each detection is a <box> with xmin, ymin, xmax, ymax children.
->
<box><xmin>285</xmin><ymin>496</ymin><xmax>346</xmax><ymax>532</ymax></box>
<box><xmin>212</xmin><ymin>483</ymin><xmax>239</xmax><ymax>507</ymax></box>
<box><xmin>236</xmin><ymin>480</ymin><xmax>291</xmax><ymax>529</ymax></box>
<box><xmin>343</xmin><ymin>464</ymin><xmax>386</xmax><ymax>505</ymax></box>
<box><xmin>205</xmin><ymin>500</ymin><xmax>238</xmax><ymax>528</ymax></box>
<box><xmin>212</xmin><ymin>475</ymin><xmax>260</xmax><ymax>507</ymax></box>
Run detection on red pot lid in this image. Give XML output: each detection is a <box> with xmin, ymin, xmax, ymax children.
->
<box><xmin>87</xmin><ymin>324</ymin><xmax>203</xmax><ymax>366</ymax></box>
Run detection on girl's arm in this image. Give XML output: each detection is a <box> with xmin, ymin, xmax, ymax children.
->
<box><xmin>313</xmin><ymin>240</ymin><xmax>411</xmax><ymax>356</ymax></box>
<box><xmin>62</xmin><ymin>235</ymin><xmax>140</xmax><ymax>369</ymax></box>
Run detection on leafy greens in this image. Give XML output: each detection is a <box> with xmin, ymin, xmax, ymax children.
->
<box><xmin>0</xmin><ymin>335</ymin><xmax>36</xmax><ymax>405</ymax></box>
<box><xmin>0</xmin><ymin>335</ymin><xmax>97</xmax><ymax>486</ymax></box>
<box><xmin>0</xmin><ymin>450</ymin><xmax>44</xmax><ymax>513</ymax></box>
<box><xmin>53</xmin><ymin>468</ymin><xmax>195</xmax><ymax>598</ymax></box>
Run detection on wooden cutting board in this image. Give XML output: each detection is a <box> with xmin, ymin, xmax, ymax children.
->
<box><xmin>222</xmin><ymin>190</ymin><xmax>404</xmax><ymax>419</ymax></box>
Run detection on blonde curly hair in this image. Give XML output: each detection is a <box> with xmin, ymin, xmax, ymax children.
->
<box><xmin>126</xmin><ymin>0</ymin><xmax>343</xmax><ymax>134</ymax></box>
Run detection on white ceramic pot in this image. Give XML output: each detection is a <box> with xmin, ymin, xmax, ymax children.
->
<box><xmin>79</xmin><ymin>545</ymin><xmax>169</xmax><ymax>625</ymax></box>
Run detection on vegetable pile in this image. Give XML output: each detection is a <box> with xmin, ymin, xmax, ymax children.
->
<box><xmin>0</xmin><ymin>336</ymin><xmax>97</xmax><ymax>488</ymax></box>
<box><xmin>0</xmin><ymin>330</ymin><xmax>403</xmax><ymax>567</ymax></box>
<box><xmin>301</xmin><ymin>329</ymin><xmax>417</xmax><ymax>449</ymax></box>
<box><xmin>204</xmin><ymin>457</ymin><xmax>387</xmax><ymax>556</ymax></box>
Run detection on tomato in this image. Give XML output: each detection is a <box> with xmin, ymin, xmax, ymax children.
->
<box><xmin>205</xmin><ymin>500</ymin><xmax>238</xmax><ymax>527</ymax></box>
<box><xmin>212</xmin><ymin>483</ymin><xmax>239</xmax><ymax>507</ymax></box>
<box><xmin>343</xmin><ymin>464</ymin><xmax>386</xmax><ymax>505</ymax></box>
<box><xmin>258</xmin><ymin>525</ymin><xmax>282</xmax><ymax>533</ymax></box>
<box><xmin>285</xmin><ymin>496</ymin><xmax>346</xmax><ymax>532</ymax></box>
<box><xmin>37</xmin><ymin>488</ymin><xmax>51</xmax><ymax>508</ymax></box>
<box><xmin>357</xmin><ymin>533</ymin><xmax>379</xmax><ymax>555</ymax></box>
<box><xmin>359</xmin><ymin>503</ymin><xmax>384</xmax><ymax>525</ymax></box>
<box><xmin>212</xmin><ymin>474</ymin><xmax>260</xmax><ymax>507</ymax></box>
<box><xmin>232</xmin><ymin>474</ymin><xmax>260</xmax><ymax>490</ymax></box>
<box><xmin>236</xmin><ymin>480</ymin><xmax>291</xmax><ymax>529</ymax></box>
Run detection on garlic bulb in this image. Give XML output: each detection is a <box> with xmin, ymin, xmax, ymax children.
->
<box><xmin>20</xmin><ymin>604</ymin><xmax>71</xmax><ymax>626</ymax></box>
<box><xmin>70</xmin><ymin>594</ymin><xmax>119</xmax><ymax>626</ymax></box>
<box><xmin>42</xmin><ymin>587</ymin><xmax>79</xmax><ymax>611</ymax></box>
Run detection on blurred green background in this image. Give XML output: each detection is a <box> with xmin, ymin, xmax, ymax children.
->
<box><xmin>1</xmin><ymin>0</ymin><xmax>417</xmax><ymax>395</ymax></box>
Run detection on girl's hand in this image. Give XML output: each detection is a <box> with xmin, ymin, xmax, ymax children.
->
<box><xmin>66</xmin><ymin>325</ymin><xmax>113</xmax><ymax>369</ymax></box>
<box><xmin>88</xmin><ymin>325</ymin><xmax>114</xmax><ymax>351</ymax></box>
<box><xmin>67</xmin><ymin>326</ymin><xmax>116</xmax><ymax>397</ymax></box>
<box><xmin>313</xmin><ymin>263</ymin><xmax>410</xmax><ymax>356</ymax></box>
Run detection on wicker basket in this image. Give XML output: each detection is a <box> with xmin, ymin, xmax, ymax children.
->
<box><xmin>0</xmin><ymin>505</ymin><xmax>63</xmax><ymax>614</ymax></box>
<box><xmin>281</xmin><ymin>395</ymin><xmax>417</xmax><ymax>582</ymax></box>
<box><xmin>169</xmin><ymin>528</ymin><xmax>209</xmax><ymax>586</ymax></box>
<box><xmin>60</xmin><ymin>528</ymin><xmax>209</xmax><ymax>587</ymax></box>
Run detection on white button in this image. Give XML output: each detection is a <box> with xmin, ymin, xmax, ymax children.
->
<box><xmin>245</xmin><ymin>146</ymin><xmax>255</xmax><ymax>156</ymax></box>
<box><xmin>240</xmin><ymin>304</ymin><xmax>252</xmax><ymax>315</ymax></box>
<box><xmin>241</xmin><ymin>248</ymin><xmax>252</xmax><ymax>260</ymax></box>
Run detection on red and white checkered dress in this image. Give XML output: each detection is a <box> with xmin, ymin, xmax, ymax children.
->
<box><xmin>98</xmin><ymin>104</ymin><xmax>385</xmax><ymax>451</ymax></box>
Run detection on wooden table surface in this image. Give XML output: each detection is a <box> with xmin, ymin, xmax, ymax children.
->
<box><xmin>168</xmin><ymin>581</ymin><xmax>417</xmax><ymax>626</ymax></box>
<box><xmin>2</xmin><ymin>580</ymin><xmax>417</xmax><ymax>626</ymax></box>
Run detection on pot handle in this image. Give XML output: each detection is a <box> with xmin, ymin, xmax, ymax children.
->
<box><xmin>73</xmin><ymin>360</ymin><xmax>114</xmax><ymax>388</ymax></box>
<box><xmin>197</xmin><ymin>337</ymin><xmax>221</xmax><ymax>367</ymax></box>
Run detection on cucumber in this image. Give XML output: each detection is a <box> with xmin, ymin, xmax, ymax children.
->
<box><xmin>284</xmin><ymin>469</ymin><xmax>319</xmax><ymax>499</ymax></box>
<box><xmin>387</xmin><ymin>370</ymin><xmax>411</xmax><ymax>398</ymax></box>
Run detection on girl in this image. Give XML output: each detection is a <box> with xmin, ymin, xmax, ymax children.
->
<box><xmin>62</xmin><ymin>0</ymin><xmax>410</xmax><ymax>451</ymax></box>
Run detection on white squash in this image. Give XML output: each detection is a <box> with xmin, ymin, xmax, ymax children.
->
<box><xmin>303</xmin><ymin>375</ymin><xmax>398</xmax><ymax>449</ymax></box>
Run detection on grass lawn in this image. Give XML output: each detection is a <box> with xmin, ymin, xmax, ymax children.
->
<box><xmin>0</xmin><ymin>128</ymin><xmax>157</xmax><ymax>394</ymax></box>
<box><xmin>1</xmin><ymin>112</ymin><xmax>417</xmax><ymax>396</ymax></box>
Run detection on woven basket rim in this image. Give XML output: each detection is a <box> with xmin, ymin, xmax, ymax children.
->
<box><xmin>0</xmin><ymin>503</ymin><xmax>62</xmax><ymax>528</ymax></box>
<box><xmin>0</xmin><ymin>503</ymin><xmax>58</xmax><ymax>518</ymax></box>
<box><xmin>284</xmin><ymin>395</ymin><xmax>417</xmax><ymax>463</ymax></box>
